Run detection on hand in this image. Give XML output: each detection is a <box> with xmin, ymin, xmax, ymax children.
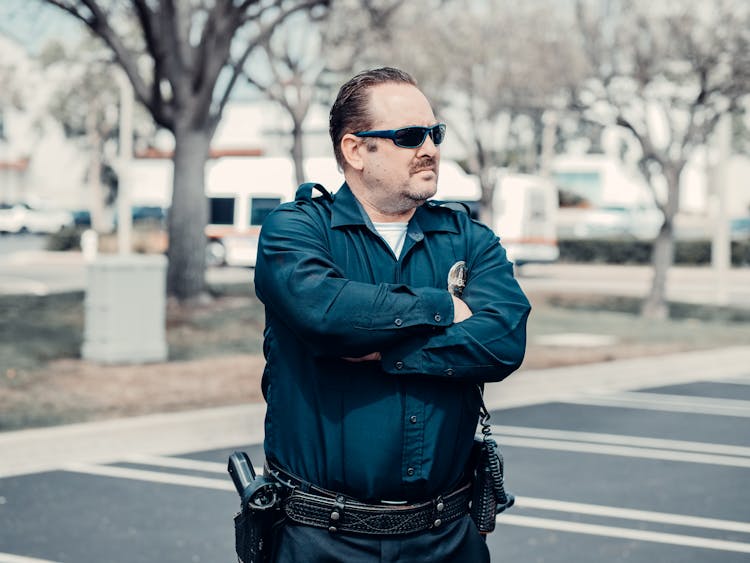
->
<box><xmin>342</xmin><ymin>352</ymin><xmax>382</xmax><ymax>362</ymax></box>
<box><xmin>451</xmin><ymin>294</ymin><xmax>473</xmax><ymax>323</ymax></box>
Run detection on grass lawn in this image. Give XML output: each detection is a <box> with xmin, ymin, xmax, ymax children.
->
<box><xmin>1</xmin><ymin>283</ymin><xmax>749</xmax><ymax>431</ymax></box>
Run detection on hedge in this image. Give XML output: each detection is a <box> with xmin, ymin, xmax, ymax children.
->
<box><xmin>558</xmin><ymin>238</ymin><xmax>750</xmax><ymax>266</ymax></box>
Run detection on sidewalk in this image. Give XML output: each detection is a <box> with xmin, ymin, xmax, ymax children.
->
<box><xmin>3</xmin><ymin>345</ymin><xmax>749</xmax><ymax>479</ymax></box>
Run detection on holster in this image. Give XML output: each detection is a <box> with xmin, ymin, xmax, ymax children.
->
<box><xmin>228</xmin><ymin>452</ymin><xmax>284</xmax><ymax>563</ymax></box>
<box><xmin>233</xmin><ymin>501</ymin><xmax>282</xmax><ymax>563</ymax></box>
<box><xmin>469</xmin><ymin>436</ymin><xmax>515</xmax><ymax>533</ymax></box>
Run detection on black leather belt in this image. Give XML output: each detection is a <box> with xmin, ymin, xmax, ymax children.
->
<box><xmin>265</xmin><ymin>460</ymin><xmax>472</xmax><ymax>536</ymax></box>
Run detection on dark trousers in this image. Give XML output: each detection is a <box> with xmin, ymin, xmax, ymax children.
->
<box><xmin>271</xmin><ymin>515</ymin><xmax>490</xmax><ymax>563</ymax></box>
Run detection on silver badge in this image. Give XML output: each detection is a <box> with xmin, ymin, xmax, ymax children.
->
<box><xmin>447</xmin><ymin>261</ymin><xmax>468</xmax><ymax>297</ymax></box>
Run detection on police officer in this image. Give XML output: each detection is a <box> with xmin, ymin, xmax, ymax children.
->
<box><xmin>254</xmin><ymin>67</ymin><xmax>530</xmax><ymax>562</ymax></box>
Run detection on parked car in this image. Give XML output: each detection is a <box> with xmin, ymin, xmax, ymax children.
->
<box><xmin>559</xmin><ymin>204</ymin><xmax>662</xmax><ymax>240</ymax></box>
<box><xmin>0</xmin><ymin>203</ymin><xmax>26</xmax><ymax>234</ymax></box>
<box><xmin>0</xmin><ymin>203</ymin><xmax>74</xmax><ymax>234</ymax></box>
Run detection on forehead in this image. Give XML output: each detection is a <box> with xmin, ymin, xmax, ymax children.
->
<box><xmin>367</xmin><ymin>82</ymin><xmax>436</xmax><ymax>128</ymax></box>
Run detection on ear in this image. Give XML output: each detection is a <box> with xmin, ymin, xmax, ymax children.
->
<box><xmin>341</xmin><ymin>134</ymin><xmax>365</xmax><ymax>171</ymax></box>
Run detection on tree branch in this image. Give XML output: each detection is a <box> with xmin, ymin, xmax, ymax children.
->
<box><xmin>46</xmin><ymin>0</ymin><xmax>165</xmax><ymax>126</ymax></box>
<box><xmin>212</xmin><ymin>0</ymin><xmax>328</xmax><ymax>128</ymax></box>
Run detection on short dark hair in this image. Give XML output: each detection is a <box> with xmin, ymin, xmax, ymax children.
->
<box><xmin>329</xmin><ymin>67</ymin><xmax>417</xmax><ymax>169</ymax></box>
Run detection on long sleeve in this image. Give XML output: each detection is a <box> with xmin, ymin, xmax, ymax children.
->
<box><xmin>255</xmin><ymin>203</ymin><xmax>454</xmax><ymax>358</ymax></box>
<box><xmin>379</xmin><ymin>227</ymin><xmax>531</xmax><ymax>382</ymax></box>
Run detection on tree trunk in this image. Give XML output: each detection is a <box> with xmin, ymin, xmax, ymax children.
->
<box><xmin>478</xmin><ymin>168</ymin><xmax>496</xmax><ymax>228</ymax></box>
<box><xmin>86</xmin><ymin>108</ymin><xmax>107</xmax><ymax>233</ymax></box>
<box><xmin>167</xmin><ymin>123</ymin><xmax>211</xmax><ymax>301</ymax></box>
<box><xmin>641</xmin><ymin>164</ymin><xmax>682</xmax><ymax>319</ymax></box>
<box><xmin>641</xmin><ymin>220</ymin><xmax>674</xmax><ymax>319</ymax></box>
<box><xmin>291</xmin><ymin>119</ymin><xmax>306</xmax><ymax>187</ymax></box>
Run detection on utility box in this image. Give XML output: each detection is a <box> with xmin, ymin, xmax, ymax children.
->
<box><xmin>82</xmin><ymin>254</ymin><xmax>168</xmax><ymax>364</ymax></box>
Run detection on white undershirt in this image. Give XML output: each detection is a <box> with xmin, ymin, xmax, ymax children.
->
<box><xmin>372</xmin><ymin>222</ymin><xmax>409</xmax><ymax>258</ymax></box>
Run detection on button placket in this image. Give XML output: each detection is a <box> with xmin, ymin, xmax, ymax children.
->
<box><xmin>402</xmin><ymin>391</ymin><xmax>425</xmax><ymax>482</ymax></box>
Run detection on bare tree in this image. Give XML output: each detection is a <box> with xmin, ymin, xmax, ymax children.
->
<box><xmin>244</xmin><ymin>0</ymin><xmax>402</xmax><ymax>185</ymax></box>
<box><xmin>575</xmin><ymin>0</ymin><xmax>750</xmax><ymax>318</ymax></box>
<box><xmin>243</xmin><ymin>10</ymin><xmax>328</xmax><ymax>186</ymax></box>
<box><xmin>40</xmin><ymin>36</ymin><xmax>144</xmax><ymax>232</ymax></box>
<box><xmin>379</xmin><ymin>0</ymin><xmax>585</xmax><ymax>224</ymax></box>
<box><xmin>43</xmin><ymin>0</ymin><xmax>328</xmax><ymax>302</ymax></box>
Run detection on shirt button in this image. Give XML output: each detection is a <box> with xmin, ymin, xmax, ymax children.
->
<box><xmin>445</xmin><ymin>368</ymin><xmax>454</xmax><ymax>376</ymax></box>
<box><xmin>409</xmin><ymin>415</ymin><xmax>417</xmax><ymax>424</ymax></box>
<box><xmin>394</xmin><ymin>318</ymin><xmax>403</xmax><ymax>326</ymax></box>
<box><xmin>434</xmin><ymin>314</ymin><xmax>441</xmax><ymax>322</ymax></box>
<box><xmin>395</xmin><ymin>361</ymin><xmax>404</xmax><ymax>370</ymax></box>
<box><xmin>406</xmin><ymin>467</ymin><xmax>415</xmax><ymax>476</ymax></box>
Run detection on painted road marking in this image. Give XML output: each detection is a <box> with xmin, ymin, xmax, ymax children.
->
<box><xmin>123</xmin><ymin>454</ymin><xmax>262</xmax><ymax>476</ymax></box>
<box><xmin>498</xmin><ymin>514</ymin><xmax>750</xmax><ymax>554</ymax></box>
<box><xmin>494</xmin><ymin>436</ymin><xmax>750</xmax><ymax>467</ymax></box>
<box><xmin>124</xmin><ymin>454</ymin><xmax>226</xmax><ymax>473</ymax></box>
<box><xmin>0</xmin><ymin>554</ymin><xmax>62</xmax><ymax>563</ymax></box>
<box><xmin>493</xmin><ymin>425</ymin><xmax>750</xmax><ymax>457</ymax></box>
<box><xmin>563</xmin><ymin>391</ymin><xmax>750</xmax><ymax>417</ymax></box>
<box><xmin>516</xmin><ymin>496</ymin><xmax>750</xmax><ymax>534</ymax></box>
<box><xmin>62</xmin><ymin>461</ymin><xmax>750</xmax><ymax>552</ymax></box>
<box><xmin>63</xmin><ymin>462</ymin><xmax>234</xmax><ymax>491</ymax></box>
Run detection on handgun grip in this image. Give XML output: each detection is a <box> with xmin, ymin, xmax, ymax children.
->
<box><xmin>228</xmin><ymin>451</ymin><xmax>256</xmax><ymax>496</ymax></box>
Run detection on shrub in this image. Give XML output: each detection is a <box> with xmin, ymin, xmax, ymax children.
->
<box><xmin>559</xmin><ymin>238</ymin><xmax>750</xmax><ymax>266</ymax></box>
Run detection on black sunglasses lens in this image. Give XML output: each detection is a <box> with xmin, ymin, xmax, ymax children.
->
<box><xmin>394</xmin><ymin>127</ymin><xmax>427</xmax><ymax>148</ymax></box>
<box><xmin>431</xmin><ymin>124</ymin><xmax>446</xmax><ymax>145</ymax></box>
<box><xmin>391</xmin><ymin>125</ymin><xmax>445</xmax><ymax>147</ymax></box>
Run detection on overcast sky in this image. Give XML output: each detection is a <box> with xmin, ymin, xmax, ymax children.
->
<box><xmin>0</xmin><ymin>0</ymin><xmax>84</xmax><ymax>55</ymax></box>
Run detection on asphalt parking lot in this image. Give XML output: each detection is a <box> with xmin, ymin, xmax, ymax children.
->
<box><xmin>1</xmin><ymin>349</ymin><xmax>748</xmax><ymax>562</ymax></box>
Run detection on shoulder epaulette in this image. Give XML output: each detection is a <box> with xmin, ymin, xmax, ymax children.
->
<box><xmin>428</xmin><ymin>200</ymin><xmax>472</xmax><ymax>215</ymax></box>
<box><xmin>295</xmin><ymin>182</ymin><xmax>334</xmax><ymax>203</ymax></box>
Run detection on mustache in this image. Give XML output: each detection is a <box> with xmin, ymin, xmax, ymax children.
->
<box><xmin>410</xmin><ymin>157</ymin><xmax>436</xmax><ymax>174</ymax></box>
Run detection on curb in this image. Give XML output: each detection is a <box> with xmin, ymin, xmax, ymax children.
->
<box><xmin>2</xmin><ymin>346</ymin><xmax>749</xmax><ymax>479</ymax></box>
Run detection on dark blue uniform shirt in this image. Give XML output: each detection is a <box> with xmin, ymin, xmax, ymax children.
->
<box><xmin>255</xmin><ymin>183</ymin><xmax>530</xmax><ymax>503</ymax></box>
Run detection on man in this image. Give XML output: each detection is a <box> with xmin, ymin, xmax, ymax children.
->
<box><xmin>254</xmin><ymin>67</ymin><xmax>530</xmax><ymax>562</ymax></box>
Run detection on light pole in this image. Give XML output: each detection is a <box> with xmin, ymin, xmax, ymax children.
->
<box><xmin>116</xmin><ymin>68</ymin><xmax>133</xmax><ymax>255</ymax></box>
<box><xmin>710</xmin><ymin>113</ymin><xmax>731</xmax><ymax>306</ymax></box>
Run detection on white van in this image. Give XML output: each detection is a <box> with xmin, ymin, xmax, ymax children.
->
<box><xmin>435</xmin><ymin>163</ymin><xmax>559</xmax><ymax>265</ymax></box>
<box><xmin>492</xmin><ymin>173</ymin><xmax>559</xmax><ymax>265</ymax></box>
<box><xmin>205</xmin><ymin>156</ymin><xmax>344</xmax><ymax>267</ymax></box>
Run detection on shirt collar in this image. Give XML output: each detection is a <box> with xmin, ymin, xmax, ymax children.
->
<box><xmin>331</xmin><ymin>183</ymin><xmax>460</xmax><ymax>235</ymax></box>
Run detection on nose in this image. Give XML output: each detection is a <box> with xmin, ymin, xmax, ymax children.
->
<box><xmin>416</xmin><ymin>133</ymin><xmax>439</xmax><ymax>157</ymax></box>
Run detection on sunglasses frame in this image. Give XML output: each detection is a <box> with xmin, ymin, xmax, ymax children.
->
<box><xmin>354</xmin><ymin>123</ymin><xmax>447</xmax><ymax>148</ymax></box>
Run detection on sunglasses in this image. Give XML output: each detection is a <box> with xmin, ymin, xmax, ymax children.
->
<box><xmin>354</xmin><ymin>123</ymin><xmax>447</xmax><ymax>148</ymax></box>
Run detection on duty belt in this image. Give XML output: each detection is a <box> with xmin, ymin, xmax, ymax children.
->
<box><xmin>265</xmin><ymin>460</ymin><xmax>472</xmax><ymax>536</ymax></box>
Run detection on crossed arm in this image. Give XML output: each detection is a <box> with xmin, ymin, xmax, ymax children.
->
<box><xmin>255</xmin><ymin>206</ymin><xmax>530</xmax><ymax>382</ymax></box>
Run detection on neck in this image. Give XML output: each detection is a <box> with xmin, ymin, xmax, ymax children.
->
<box><xmin>358</xmin><ymin>197</ymin><xmax>416</xmax><ymax>223</ymax></box>
<box><xmin>345</xmin><ymin>175</ymin><xmax>418</xmax><ymax>223</ymax></box>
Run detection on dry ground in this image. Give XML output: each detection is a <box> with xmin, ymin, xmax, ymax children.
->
<box><xmin>2</xmin><ymin>287</ymin><xmax>749</xmax><ymax>431</ymax></box>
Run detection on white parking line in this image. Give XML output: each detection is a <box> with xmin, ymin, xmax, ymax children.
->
<box><xmin>499</xmin><ymin>514</ymin><xmax>750</xmax><ymax>554</ymax></box>
<box><xmin>493</xmin><ymin>425</ymin><xmax>750</xmax><ymax>458</ymax></box>
<box><xmin>62</xmin><ymin>460</ymin><xmax>750</xmax><ymax>552</ymax></box>
<box><xmin>563</xmin><ymin>391</ymin><xmax>750</xmax><ymax>417</ymax></box>
<box><xmin>63</xmin><ymin>462</ymin><xmax>234</xmax><ymax>491</ymax></box>
<box><xmin>496</xmin><ymin>435</ymin><xmax>750</xmax><ymax>467</ymax></box>
<box><xmin>124</xmin><ymin>454</ymin><xmax>263</xmax><ymax>476</ymax></box>
<box><xmin>0</xmin><ymin>554</ymin><xmax>62</xmax><ymax>563</ymax></box>
<box><xmin>516</xmin><ymin>496</ymin><xmax>750</xmax><ymax>534</ymax></box>
<box><xmin>124</xmin><ymin>454</ymin><xmax>227</xmax><ymax>473</ymax></box>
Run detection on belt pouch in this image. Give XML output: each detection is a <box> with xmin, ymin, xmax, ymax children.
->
<box><xmin>470</xmin><ymin>436</ymin><xmax>499</xmax><ymax>533</ymax></box>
